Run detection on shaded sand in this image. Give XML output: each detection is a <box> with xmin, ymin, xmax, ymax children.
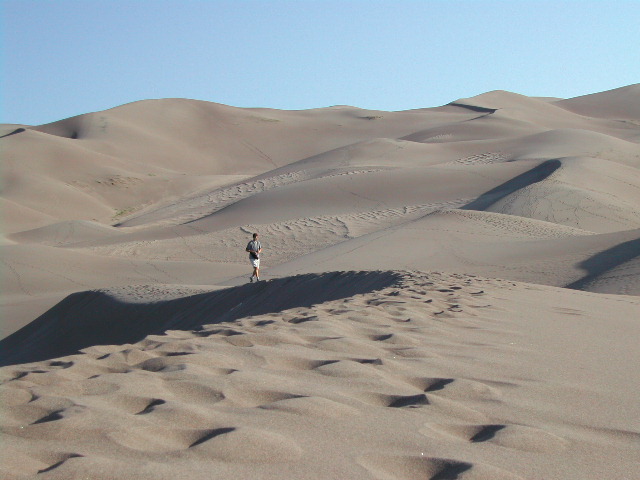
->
<box><xmin>2</xmin><ymin>85</ymin><xmax>640</xmax><ymax>478</ymax></box>
<box><xmin>0</xmin><ymin>243</ymin><xmax>242</xmax><ymax>338</ymax></box>
<box><xmin>1</xmin><ymin>271</ymin><xmax>639</xmax><ymax>479</ymax></box>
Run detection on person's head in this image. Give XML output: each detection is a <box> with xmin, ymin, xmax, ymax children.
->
<box><xmin>253</xmin><ymin>233</ymin><xmax>258</xmax><ymax>240</ymax></box>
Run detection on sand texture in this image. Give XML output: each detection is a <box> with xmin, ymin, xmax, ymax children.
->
<box><xmin>1</xmin><ymin>85</ymin><xmax>639</xmax><ymax>478</ymax></box>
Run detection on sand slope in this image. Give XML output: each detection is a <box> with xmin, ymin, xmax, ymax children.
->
<box><xmin>2</xmin><ymin>85</ymin><xmax>640</xmax><ymax>479</ymax></box>
<box><xmin>1</xmin><ymin>85</ymin><xmax>638</xmax><ymax>326</ymax></box>
<box><xmin>463</xmin><ymin>156</ymin><xmax>640</xmax><ymax>233</ymax></box>
<box><xmin>1</xmin><ymin>271</ymin><xmax>639</xmax><ymax>479</ymax></box>
<box><xmin>0</xmin><ymin>243</ymin><xmax>242</xmax><ymax>338</ymax></box>
<box><xmin>555</xmin><ymin>84</ymin><xmax>640</xmax><ymax>121</ymax></box>
<box><xmin>1</xmin><ymin>100</ymin><xmax>478</xmax><ymax>232</ymax></box>
<box><xmin>2</xmin><ymin>86</ymin><xmax>639</xmax><ymax>327</ymax></box>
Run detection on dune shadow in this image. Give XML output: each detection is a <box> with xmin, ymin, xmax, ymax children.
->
<box><xmin>447</xmin><ymin>102</ymin><xmax>497</xmax><ymax>114</ymax></box>
<box><xmin>566</xmin><ymin>237</ymin><xmax>640</xmax><ymax>291</ymax></box>
<box><xmin>0</xmin><ymin>271</ymin><xmax>403</xmax><ymax>366</ymax></box>
<box><xmin>462</xmin><ymin>159</ymin><xmax>561</xmax><ymax>211</ymax></box>
<box><xmin>0</xmin><ymin>127</ymin><xmax>26</xmax><ymax>138</ymax></box>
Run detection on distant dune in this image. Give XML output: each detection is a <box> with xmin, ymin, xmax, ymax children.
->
<box><xmin>1</xmin><ymin>85</ymin><xmax>639</xmax><ymax>479</ymax></box>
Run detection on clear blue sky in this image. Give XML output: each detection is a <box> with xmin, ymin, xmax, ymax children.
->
<box><xmin>2</xmin><ymin>0</ymin><xmax>639</xmax><ymax>125</ymax></box>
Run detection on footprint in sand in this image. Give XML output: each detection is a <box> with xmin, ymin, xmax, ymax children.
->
<box><xmin>47</xmin><ymin>360</ymin><xmax>75</xmax><ymax>369</ymax></box>
<box><xmin>367</xmin><ymin>333</ymin><xmax>419</xmax><ymax>346</ymax></box>
<box><xmin>348</xmin><ymin>391</ymin><xmax>429</xmax><ymax>409</ymax></box>
<box><xmin>187</xmin><ymin>426</ymin><xmax>303</xmax><ymax>463</ymax></box>
<box><xmin>135</xmin><ymin>356</ymin><xmax>191</xmax><ymax>373</ymax></box>
<box><xmin>31</xmin><ymin>377</ymin><xmax>120</xmax><ymax>397</ymax></box>
<box><xmin>405</xmin><ymin>376</ymin><xmax>503</xmax><ymax>403</ymax></box>
<box><xmin>135</xmin><ymin>398</ymin><xmax>166</xmax><ymax>415</ymax></box>
<box><xmin>259</xmin><ymin>395</ymin><xmax>361</xmax><ymax>417</ymax></box>
<box><xmin>101</xmin><ymin>394</ymin><xmax>168</xmax><ymax>415</ymax></box>
<box><xmin>286</xmin><ymin>315</ymin><xmax>320</xmax><ymax>324</ymax></box>
<box><xmin>36</xmin><ymin>453</ymin><xmax>83</xmax><ymax>475</ymax></box>
<box><xmin>401</xmin><ymin>376</ymin><xmax>456</xmax><ymax>393</ymax></box>
<box><xmin>0</xmin><ymin>448</ymin><xmax>83</xmax><ymax>477</ymax></box>
<box><xmin>108</xmin><ymin>423</ymin><xmax>238</xmax><ymax>454</ymax></box>
<box><xmin>263</xmin><ymin>355</ymin><xmax>338</xmax><ymax>371</ymax></box>
<box><xmin>0</xmin><ymin>385</ymin><xmax>35</xmax><ymax>406</ymax></box>
<box><xmin>162</xmin><ymin>380</ymin><xmax>225</xmax><ymax>405</ymax></box>
<box><xmin>357</xmin><ymin>454</ymin><xmax>524</xmax><ymax>480</ymax></box>
<box><xmin>6</xmin><ymin>396</ymin><xmax>83</xmax><ymax>427</ymax></box>
<box><xmin>420</xmin><ymin>423</ymin><xmax>569</xmax><ymax>453</ymax></box>
<box><xmin>223</xmin><ymin>388</ymin><xmax>305</xmax><ymax>408</ymax></box>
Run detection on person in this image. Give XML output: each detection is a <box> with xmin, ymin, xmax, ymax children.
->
<box><xmin>246</xmin><ymin>232</ymin><xmax>262</xmax><ymax>282</ymax></box>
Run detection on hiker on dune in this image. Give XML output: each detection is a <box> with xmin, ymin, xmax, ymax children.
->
<box><xmin>246</xmin><ymin>233</ymin><xmax>262</xmax><ymax>282</ymax></box>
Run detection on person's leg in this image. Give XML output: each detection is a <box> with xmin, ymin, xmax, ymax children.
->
<box><xmin>250</xmin><ymin>261</ymin><xmax>256</xmax><ymax>281</ymax></box>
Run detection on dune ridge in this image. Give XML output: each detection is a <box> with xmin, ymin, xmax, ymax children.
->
<box><xmin>0</xmin><ymin>271</ymin><xmax>403</xmax><ymax>366</ymax></box>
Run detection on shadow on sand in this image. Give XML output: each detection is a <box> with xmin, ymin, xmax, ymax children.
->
<box><xmin>462</xmin><ymin>159</ymin><xmax>561</xmax><ymax>211</ymax></box>
<box><xmin>0</xmin><ymin>271</ymin><xmax>403</xmax><ymax>367</ymax></box>
<box><xmin>566</xmin><ymin>237</ymin><xmax>640</xmax><ymax>291</ymax></box>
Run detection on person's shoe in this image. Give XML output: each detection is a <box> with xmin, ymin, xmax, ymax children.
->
<box><xmin>249</xmin><ymin>276</ymin><xmax>254</xmax><ymax>283</ymax></box>
<box><xmin>256</xmin><ymin>277</ymin><xmax>260</xmax><ymax>282</ymax></box>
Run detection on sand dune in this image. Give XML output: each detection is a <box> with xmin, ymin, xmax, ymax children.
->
<box><xmin>8</xmin><ymin>220</ymin><xmax>124</xmax><ymax>246</ymax></box>
<box><xmin>451</xmin><ymin>89</ymin><xmax>636</xmax><ymax>134</ymax></box>
<box><xmin>555</xmin><ymin>84</ymin><xmax>640</xmax><ymax>121</ymax></box>
<box><xmin>1</xmin><ymin>85</ymin><xmax>639</xmax><ymax>479</ymax></box>
<box><xmin>266</xmin><ymin>211</ymin><xmax>640</xmax><ymax>292</ymax></box>
<box><xmin>1</xmin><ymin>272</ymin><xmax>638</xmax><ymax>479</ymax></box>
<box><xmin>463</xmin><ymin>156</ymin><xmax>640</xmax><ymax>232</ymax></box>
<box><xmin>2</xmin><ymin>100</ymin><xmax>479</xmax><ymax>233</ymax></box>
<box><xmin>0</xmin><ymin>243</ymin><xmax>242</xmax><ymax>337</ymax></box>
<box><xmin>0</xmin><ymin>271</ymin><xmax>401</xmax><ymax>366</ymax></box>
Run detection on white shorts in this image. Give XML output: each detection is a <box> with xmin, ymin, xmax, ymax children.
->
<box><xmin>250</xmin><ymin>258</ymin><xmax>260</xmax><ymax>268</ymax></box>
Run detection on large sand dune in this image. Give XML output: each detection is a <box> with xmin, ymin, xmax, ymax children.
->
<box><xmin>1</xmin><ymin>84</ymin><xmax>639</xmax><ymax>478</ymax></box>
<box><xmin>1</xmin><ymin>272</ymin><xmax>638</xmax><ymax>479</ymax></box>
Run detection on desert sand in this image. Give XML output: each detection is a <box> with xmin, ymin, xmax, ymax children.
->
<box><xmin>1</xmin><ymin>85</ymin><xmax>639</xmax><ymax>479</ymax></box>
